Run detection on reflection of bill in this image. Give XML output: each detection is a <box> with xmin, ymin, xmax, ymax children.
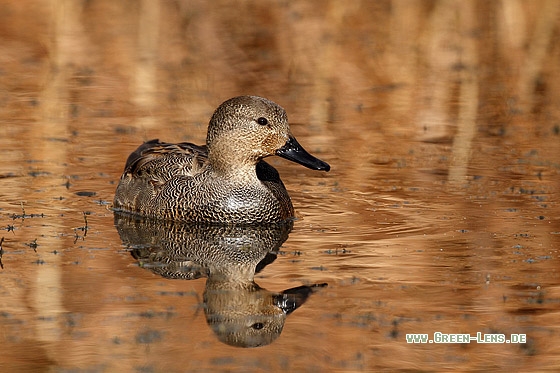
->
<box><xmin>114</xmin><ymin>213</ymin><xmax>327</xmax><ymax>347</ymax></box>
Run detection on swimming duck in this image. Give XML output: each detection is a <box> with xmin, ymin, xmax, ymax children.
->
<box><xmin>113</xmin><ymin>96</ymin><xmax>330</xmax><ymax>223</ymax></box>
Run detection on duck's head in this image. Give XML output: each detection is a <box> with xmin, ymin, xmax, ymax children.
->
<box><xmin>207</xmin><ymin>96</ymin><xmax>330</xmax><ymax>172</ymax></box>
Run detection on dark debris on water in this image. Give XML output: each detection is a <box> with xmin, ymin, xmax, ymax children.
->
<box><xmin>0</xmin><ymin>237</ymin><xmax>4</xmax><ymax>269</ymax></box>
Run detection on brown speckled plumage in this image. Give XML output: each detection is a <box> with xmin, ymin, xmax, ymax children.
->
<box><xmin>113</xmin><ymin>96</ymin><xmax>330</xmax><ymax>224</ymax></box>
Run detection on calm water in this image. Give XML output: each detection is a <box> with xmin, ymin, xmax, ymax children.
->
<box><xmin>1</xmin><ymin>1</ymin><xmax>559</xmax><ymax>371</ymax></box>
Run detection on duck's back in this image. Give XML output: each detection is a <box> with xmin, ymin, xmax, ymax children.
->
<box><xmin>122</xmin><ymin>139</ymin><xmax>208</xmax><ymax>182</ymax></box>
<box><xmin>114</xmin><ymin>139</ymin><xmax>208</xmax><ymax>215</ymax></box>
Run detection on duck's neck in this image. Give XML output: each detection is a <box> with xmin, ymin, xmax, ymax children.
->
<box><xmin>208</xmin><ymin>151</ymin><xmax>260</xmax><ymax>182</ymax></box>
<box><xmin>207</xmin><ymin>137</ymin><xmax>262</xmax><ymax>181</ymax></box>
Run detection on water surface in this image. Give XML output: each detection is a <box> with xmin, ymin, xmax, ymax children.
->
<box><xmin>0</xmin><ymin>1</ymin><xmax>559</xmax><ymax>371</ymax></box>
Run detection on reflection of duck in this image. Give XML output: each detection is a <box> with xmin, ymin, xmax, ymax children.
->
<box><xmin>113</xmin><ymin>96</ymin><xmax>330</xmax><ymax>224</ymax></box>
<box><xmin>115</xmin><ymin>213</ymin><xmax>327</xmax><ymax>348</ymax></box>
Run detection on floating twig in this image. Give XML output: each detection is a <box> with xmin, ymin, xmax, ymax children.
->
<box><xmin>83</xmin><ymin>212</ymin><xmax>89</xmax><ymax>236</ymax></box>
<box><xmin>73</xmin><ymin>212</ymin><xmax>89</xmax><ymax>243</ymax></box>
<box><xmin>0</xmin><ymin>237</ymin><xmax>4</xmax><ymax>269</ymax></box>
<box><xmin>11</xmin><ymin>202</ymin><xmax>45</xmax><ymax>220</ymax></box>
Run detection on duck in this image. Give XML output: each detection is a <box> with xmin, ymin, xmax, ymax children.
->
<box><xmin>113</xmin><ymin>96</ymin><xmax>330</xmax><ymax>224</ymax></box>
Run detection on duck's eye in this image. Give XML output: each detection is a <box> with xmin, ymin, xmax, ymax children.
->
<box><xmin>257</xmin><ymin>117</ymin><xmax>268</xmax><ymax>126</ymax></box>
<box><xmin>251</xmin><ymin>322</ymin><xmax>265</xmax><ymax>330</ymax></box>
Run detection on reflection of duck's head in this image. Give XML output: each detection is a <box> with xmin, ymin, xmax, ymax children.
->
<box><xmin>204</xmin><ymin>282</ymin><xmax>326</xmax><ymax>348</ymax></box>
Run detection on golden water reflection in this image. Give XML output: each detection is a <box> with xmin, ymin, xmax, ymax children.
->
<box><xmin>0</xmin><ymin>0</ymin><xmax>559</xmax><ymax>371</ymax></box>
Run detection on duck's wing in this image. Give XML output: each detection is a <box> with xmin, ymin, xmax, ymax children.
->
<box><xmin>122</xmin><ymin>139</ymin><xmax>208</xmax><ymax>184</ymax></box>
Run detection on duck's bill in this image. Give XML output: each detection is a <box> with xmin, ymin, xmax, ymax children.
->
<box><xmin>276</xmin><ymin>136</ymin><xmax>330</xmax><ymax>172</ymax></box>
